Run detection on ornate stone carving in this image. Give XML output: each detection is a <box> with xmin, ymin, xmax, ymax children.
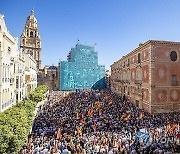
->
<box><xmin>171</xmin><ymin>90</ymin><xmax>178</xmax><ymax>100</ymax></box>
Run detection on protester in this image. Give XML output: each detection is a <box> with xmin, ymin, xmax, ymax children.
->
<box><xmin>20</xmin><ymin>90</ymin><xmax>180</xmax><ymax>154</ymax></box>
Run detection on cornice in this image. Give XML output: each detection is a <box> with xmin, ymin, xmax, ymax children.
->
<box><xmin>112</xmin><ymin>40</ymin><xmax>180</xmax><ymax>65</ymax></box>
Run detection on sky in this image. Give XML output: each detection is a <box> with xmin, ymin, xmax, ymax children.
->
<box><xmin>1</xmin><ymin>0</ymin><xmax>180</xmax><ymax>69</ymax></box>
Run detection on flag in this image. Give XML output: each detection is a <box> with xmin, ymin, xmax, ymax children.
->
<box><xmin>124</xmin><ymin>114</ymin><xmax>131</xmax><ymax>121</ymax></box>
<box><xmin>103</xmin><ymin>137</ymin><xmax>107</xmax><ymax>145</ymax></box>
<box><xmin>77</xmin><ymin>127</ymin><xmax>82</xmax><ymax>135</ymax></box>
<box><xmin>88</xmin><ymin>108</ymin><xmax>93</xmax><ymax>117</ymax></box>
<box><xmin>76</xmin><ymin>112</ymin><xmax>79</xmax><ymax>119</ymax></box>
<box><xmin>121</xmin><ymin>113</ymin><xmax>127</xmax><ymax>119</ymax></box>
<box><xmin>139</xmin><ymin>113</ymin><xmax>143</xmax><ymax>119</ymax></box>
<box><xmin>108</xmin><ymin>101</ymin><xmax>113</xmax><ymax>106</ymax></box>
<box><xmin>79</xmin><ymin>119</ymin><xmax>85</xmax><ymax>125</ymax></box>
<box><xmin>56</xmin><ymin>128</ymin><xmax>61</xmax><ymax>140</ymax></box>
<box><xmin>70</xmin><ymin>137</ymin><xmax>74</xmax><ymax>147</ymax></box>
<box><xmin>82</xmin><ymin>113</ymin><xmax>84</xmax><ymax>119</ymax></box>
<box><xmin>166</xmin><ymin>124</ymin><xmax>171</xmax><ymax>132</ymax></box>
<box><xmin>171</xmin><ymin>123</ymin><xmax>176</xmax><ymax>131</ymax></box>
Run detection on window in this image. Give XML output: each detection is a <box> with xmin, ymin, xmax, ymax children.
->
<box><xmin>172</xmin><ymin>75</ymin><xmax>178</xmax><ymax>86</ymax></box>
<box><xmin>137</xmin><ymin>70</ymin><xmax>142</xmax><ymax>84</ymax></box>
<box><xmin>16</xmin><ymin>94</ymin><xmax>18</xmax><ymax>103</ymax></box>
<box><xmin>170</xmin><ymin>51</ymin><xmax>177</xmax><ymax>61</ymax></box>
<box><xmin>30</xmin><ymin>31</ymin><xmax>33</xmax><ymax>37</ymax></box>
<box><xmin>16</xmin><ymin>78</ymin><xmax>19</xmax><ymax>89</ymax></box>
<box><xmin>8</xmin><ymin>47</ymin><xmax>11</xmax><ymax>51</ymax></box>
<box><xmin>127</xmin><ymin>59</ymin><xmax>130</xmax><ymax>66</ymax></box>
<box><xmin>5</xmin><ymin>64</ymin><xmax>7</xmax><ymax>82</ymax></box>
<box><xmin>138</xmin><ymin>53</ymin><xmax>141</xmax><ymax>63</ymax></box>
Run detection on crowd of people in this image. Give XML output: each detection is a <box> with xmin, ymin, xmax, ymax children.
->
<box><xmin>20</xmin><ymin>90</ymin><xmax>180</xmax><ymax>154</ymax></box>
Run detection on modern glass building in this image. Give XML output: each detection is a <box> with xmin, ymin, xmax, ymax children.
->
<box><xmin>59</xmin><ymin>43</ymin><xmax>105</xmax><ymax>90</ymax></box>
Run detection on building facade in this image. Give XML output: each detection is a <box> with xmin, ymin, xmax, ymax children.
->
<box><xmin>60</xmin><ymin>43</ymin><xmax>105</xmax><ymax>90</ymax></box>
<box><xmin>14</xmin><ymin>51</ymin><xmax>26</xmax><ymax>104</ymax></box>
<box><xmin>24</xmin><ymin>53</ymin><xmax>37</xmax><ymax>95</ymax></box>
<box><xmin>0</xmin><ymin>13</ymin><xmax>38</xmax><ymax>112</ymax></box>
<box><xmin>20</xmin><ymin>9</ymin><xmax>41</xmax><ymax>70</ymax></box>
<box><xmin>0</xmin><ymin>14</ymin><xmax>19</xmax><ymax>111</ymax></box>
<box><xmin>111</xmin><ymin>40</ymin><xmax>180</xmax><ymax>113</ymax></box>
<box><xmin>38</xmin><ymin>65</ymin><xmax>59</xmax><ymax>91</ymax></box>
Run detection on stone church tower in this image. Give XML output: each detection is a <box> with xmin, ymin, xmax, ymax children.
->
<box><xmin>20</xmin><ymin>9</ymin><xmax>41</xmax><ymax>70</ymax></box>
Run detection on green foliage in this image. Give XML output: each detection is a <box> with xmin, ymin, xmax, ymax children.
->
<box><xmin>0</xmin><ymin>85</ymin><xmax>48</xmax><ymax>153</ymax></box>
<box><xmin>29</xmin><ymin>91</ymin><xmax>45</xmax><ymax>102</ymax></box>
<box><xmin>35</xmin><ymin>85</ymin><xmax>49</xmax><ymax>94</ymax></box>
<box><xmin>28</xmin><ymin>85</ymin><xmax>48</xmax><ymax>102</ymax></box>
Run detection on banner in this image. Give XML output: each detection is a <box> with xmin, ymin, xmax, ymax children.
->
<box><xmin>135</xmin><ymin>131</ymin><xmax>149</xmax><ymax>144</ymax></box>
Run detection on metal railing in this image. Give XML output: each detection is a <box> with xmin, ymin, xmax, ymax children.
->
<box><xmin>172</xmin><ymin>81</ymin><xmax>179</xmax><ymax>86</ymax></box>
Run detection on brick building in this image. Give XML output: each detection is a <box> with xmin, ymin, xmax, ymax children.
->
<box><xmin>111</xmin><ymin>40</ymin><xmax>180</xmax><ymax>113</ymax></box>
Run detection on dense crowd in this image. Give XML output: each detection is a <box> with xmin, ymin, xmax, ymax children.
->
<box><xmin>20</xmin><ymin>90</ymin><xmax>180</xmax><ymax>154</ymax></box>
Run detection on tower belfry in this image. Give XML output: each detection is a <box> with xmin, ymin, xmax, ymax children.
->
<box><xmin>20</xmin><ymin>9</ymin><xmax>41</xmax><ymax>70</ymax></box>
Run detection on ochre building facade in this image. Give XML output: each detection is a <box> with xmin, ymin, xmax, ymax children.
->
<box><xmin>111</xmin><ymin>40</ymin><xmax>180</xmax><ymax>113</ymax></box>
<box><xmin>38</xmin><ymin>65</ymin><xmax>59</xmax><ymax>91</ymax></box>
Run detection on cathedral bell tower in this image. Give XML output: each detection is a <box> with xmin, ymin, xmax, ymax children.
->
<box><xmin>20</xmin><ymin>9</ymin><xmax>41</xmax><ymax>70</ymax></box>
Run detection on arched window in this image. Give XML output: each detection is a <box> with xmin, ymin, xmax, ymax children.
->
<box><xmin>30</xmin><ymin>31</ymin><xmax>33</xmax><ymax>37</ymax></box>
<box><xmin>22</xmin><ymin>39</ymin><xmax>25</xmax><ymax>45</ymax></box>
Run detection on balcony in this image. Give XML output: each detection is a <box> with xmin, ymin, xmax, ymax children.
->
<box><xmin>135</xmin><ymin>80</ymin><xmax>142</xmax><ymax>84</ymax></box>
<box><xmin>25</xmin><ymin>75</ymin><xmax>30</xmax><ymax>84</ymax></box>
<box><xmin>10</xmin><ymin>78</ymin><xmax>14</xmax><ymax>84</ymax></box>
<box><xmin>126</xmin><ymin>80</ymin><xmax>130</xmax><ymax>83</ymax></box>
<box><xmin>172</xmin><ymin>81</ymin><xmax>179</xmax><ymax>86</ymax></box>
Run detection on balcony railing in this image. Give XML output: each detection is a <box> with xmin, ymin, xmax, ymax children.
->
<box><xmin>172</xmin><ymin>81</ymin><xmax>179</xmax><ymax>86</ymax></box>
<box><xmin>10</xmin><ymin>78</ymin><xmax>14</xmax><ymax>84</ymax></box>
<box><xmin>135</xmin><ymin>80</ymin><xmax>142</xmax><ymax>84</ymax></box>
<box><xmin>126</xmin><ymin>80</ymin><xmax>130</xmax><ymax>83</ymax></box>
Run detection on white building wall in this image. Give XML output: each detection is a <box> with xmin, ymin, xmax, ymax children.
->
<box><xmin>0</xmin><ymin>14</ymin><xmax>18</xmax><ymax>112</ymax></box>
